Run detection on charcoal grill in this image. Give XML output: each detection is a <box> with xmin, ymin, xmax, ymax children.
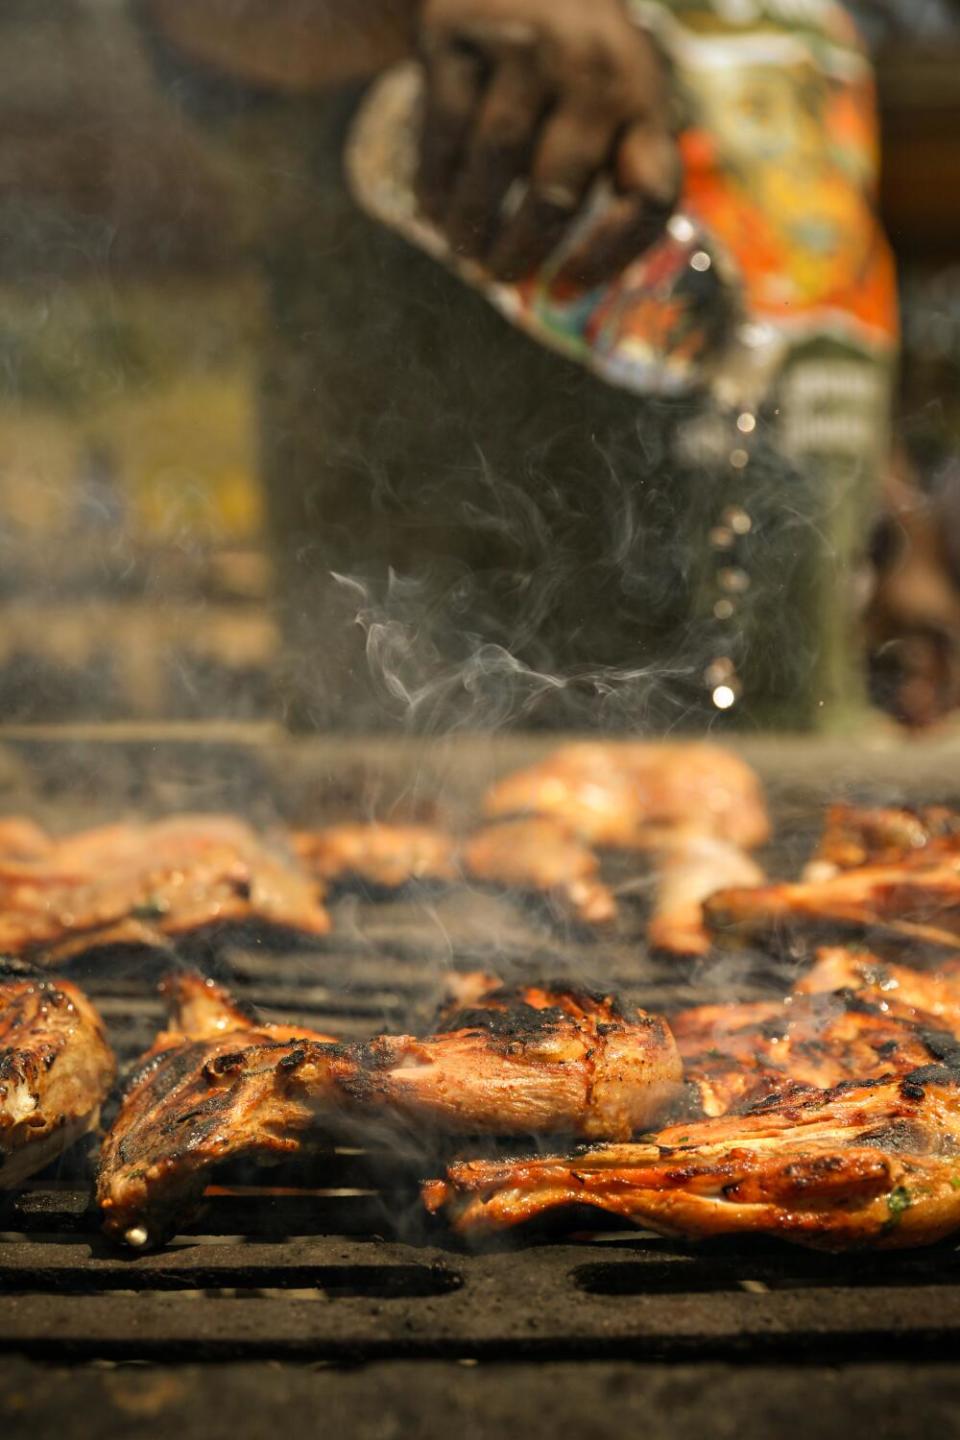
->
<box><xmin>3</xmin><ymin>731</ymin><xmax>960</xmax><ymax>1438</ymax></box>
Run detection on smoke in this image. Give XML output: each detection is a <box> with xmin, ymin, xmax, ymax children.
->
<box><xmin>323</xmin><ymin>408</ymin><xmax>720</xmax><ymax>736</ymax></box>
<box><xmin>334</xmin><ymin>565</ymin><xmax>694</xmax><ymax>735</ymax></box>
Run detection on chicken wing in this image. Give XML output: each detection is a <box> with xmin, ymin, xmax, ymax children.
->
<box><xmin>426</xmin><ymin>1066</ymin><xmax>960</xmax><ymax>1250</ymax></box>
<box><xmin>1</xmin><ymin>967</ymin><xmax>115</xmax><ymax>1187</ymax></box>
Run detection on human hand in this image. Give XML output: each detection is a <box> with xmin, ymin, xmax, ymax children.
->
<box><xmin>415</xmin><ymin>0</ymin><xmax>679</xmax><ymax>283</ymax></box>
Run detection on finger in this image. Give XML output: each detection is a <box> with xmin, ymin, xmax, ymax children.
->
<box><xmin>553</xmin><ymin>125</ymin><xmax>679</xmax><ymax>288</ymax></box>
<box><xmin>487</xmin><ymin>103</ymin><xmax>617</xmax><ymax>281</ymax></box>
<box><xmin>416</xmin><ymin>38</ymin><xmax>488</xmax><ymax>224</ymax></box>
<box><xmin>443</xmin><ymin>44</ymin><xmax>546</xmax><ymax>259</ymax></box>
<box><xmin>616</xmin><ymin>120</ymin><xmax>678</xmax><ymax>209</ymax></box>
<box><xmin>552</xmin><ymin>192</ymin><xmax>667</xmax><ymax>289</ymax></box>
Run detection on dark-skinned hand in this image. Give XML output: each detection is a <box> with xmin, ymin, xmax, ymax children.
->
<box><xmin>416</xmin><ymin>0</ymin><xmax>680</xmax><ymax>284</ymax></box>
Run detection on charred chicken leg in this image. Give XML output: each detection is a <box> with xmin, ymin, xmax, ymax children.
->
<box><xmin>98</xmin><ymin>972</ymin><xmax>345</xmax><ymax>1247</ymax></box>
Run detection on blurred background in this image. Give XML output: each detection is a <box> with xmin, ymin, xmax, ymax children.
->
<box><xmin>0</xmin><ymin>0</ymin><xmax>957</xmax><ymax>729</ymax></box>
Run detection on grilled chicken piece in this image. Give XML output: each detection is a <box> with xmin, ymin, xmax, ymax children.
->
<box><xmin>426</xmin><ymin>1065</ymin><xmax>960</xmax><ymax>1250</ymax></box>
<box><xmin>97</xmin><ymin>971</ymin><xmax>342</xmax><ymax>1247</ymax></box>
<box><xmin>462</xmin><ymin>818</ymin><xmax>617</xmax><ymax>926</ymax></box>
<box><xmin>483</xmin><ymin>742</ymin><xmax>769</xmax><ymax>851</ymax></box>
<box><xmin>363</xmin><ymin>980</ymin><xmax>683</xmax><ymax>1140</ymax></box>
<box><xmin>798</xmin><ymin>947</ymin><xmax>960</xmax><ymax>1031</ymax></box>
<box><xmin>0</xmin><ymin>814</ymin><xmax>330</xmax><ymax>963</ymax></box>
<box><xmin>706</xmin><ymin>858</ymin><xmax>960</xmax><ymax>951</ymax></box>
<box><xmin>295</xmin><ymin>817</ymin><xmax>616</xmax><ymax>926</ymax></box>
<box><xmin>292</xmin><ymin>823</ymin><xmax>459</xmax><ymax>892</ymax></box>
<box><xmin>649</xmin><ymin>834</ymin><xmax>765</xmax><ymax>957</ymax></box>
<box><xmin>806</xmin><ymin>804</ymin><xmax>960</xmax><ymax>881</ymax></box>
<box><xmin>710</xmin><ymin>853</ymin><xmax>960</xmax><ymax>952</ymax></box>
<box><xmin>99</xmin><ymin>973</ymin><xmax>683</xmax><ymax>1247</ymax></box>
<box><xmin>1</xmin><ymin>969</ymin><xmax>115</xmax><ymax>1187</ymax></box>
<box><xmin>0</xmin><ymin>818</ymin><xmax>55</xmax><ymax>859</ymax></box>
<box><xmin>674</xmin><ymin>989</ymin><xmax>949</xmax><ymax>1118</ymax></box>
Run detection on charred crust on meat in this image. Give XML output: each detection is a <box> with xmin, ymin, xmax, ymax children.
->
<box><xmin>203</xmin><ymin>1051</ymin><xmax>247</xmax><ymax>1080</ymax></box>
<box><xmin>900</xmin><ymin>1064</ymin><xmax>960</xmax><ymax>1100</ymax></box>
<box><xmin>856</xmin><ymin>1118</ymin><xmax>935</xmax><ymax>1153</ymax></box>
<box><xmin>438</xmin><ymin>982</ymin><xmax>631</xmax><ymax>1031</ymax></box>
<box><xmin>436</xmin><ymin>1004</ymin><xmax>569</xmax><ymax>1042</ymax></box>
<box><xmin>122</xmin><ymin>1042</ymin><xmax>210</xmax><ymax>1101</ymax></box>
<box><xmin>918</xmin><ymin>1030</ymin><xmax>960</xmax><ymax>1066</ymax></box>
<box><xmin>352</xmin><ymin>1039</ymin><xmax>393</xmax><ymax>1072</ymax></box>
<box><xmin>277</xmin><ymin>1047</ymin><xmax>308</xmax><ymax>1073</ymax></box>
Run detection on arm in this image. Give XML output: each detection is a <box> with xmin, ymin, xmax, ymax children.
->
<box><xmin>147</xmin><ymin>0</ymin><xmax>676</xmax><ymax>279</ymax></box>
<box><xmin>141</xmin><ymin>0</ymin><xmax>419</xmax><ymax>92</ymax></box>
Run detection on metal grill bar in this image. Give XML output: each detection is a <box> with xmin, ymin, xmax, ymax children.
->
<box><xmin>4</xmin><ymin>1232</ymin><xmax>960</xmax><ymax>1360</ymax></box>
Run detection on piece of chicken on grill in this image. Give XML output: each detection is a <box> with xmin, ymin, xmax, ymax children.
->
<box><xmin>292</xmin><ymin>823</ymin><xmax>459</xmax><ymax>893</ymax></box>
<box><xmin>648</xmin><ymin>833</ymin><xmax>765</xmax><ymax>957</ymax></box>
<box><xmin>426</xmin><ymin>1064</ymin><xmax>960</xmax><ymax>1250</ymax></box>
<box><xmin>798</xmin><ymin>946</ymin><xmax>960</xmax><ymax>1031</ymax></box>
<box><xmin>705</xmin><ymin>857</ymin><xmax>960</xmax><ymax>951</ymax></box>
<box><xmin>461</xmin><ymin>818</ymin><xmax>617</xmax><ymax>926</ymax></box>
<box><xmin>294</xmin><ymin>818</ymin><xmax>616</xmax><ymax>927</ymax></box>
<box><xmin>805</xmin><ymin>804</ymin><xmax>960</xmax><ymax>881</ymax></box>
<box><xmin>674</xmin><ymin>987</ymin><xmax>953</xmax><ymax>1118</ymax></box>
<box><xmin>483</xmin><ymin>742</ymin><xmax>770</xmax><ymax>851</ymax></box>
<box><xmin>97</xmin><ymin>971</ymin><xmax>342</xmax><ymax>1248</ymax></box>
<box><xmin>483</xmin><ymin>743</ymin><xmax>768</xmax><ymax>952</ymax></box>
<box><xmin>99</xmin><ymin>973</ymin><xmax>683</xmax><ymax>1247</ymax></box>
<box><xmin>1</xmin><ymin>968</ymin><xmax>115</xmax><ymax>1187</ymax></box>
<box><xmin>358</xmin><ymin>980</ymin><xmax>682</xmax><ymax>1141</ymax></box>
<box><xmin>0</xmin><ymin>814</ymin><xmax>331</xmax><ymax>965</ymax></box>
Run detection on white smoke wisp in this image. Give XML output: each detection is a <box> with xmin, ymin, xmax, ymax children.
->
<box><xmin>332</xmin><ymin>568</ymin><xmax>696</xmax><ymax>736</ymax></box>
